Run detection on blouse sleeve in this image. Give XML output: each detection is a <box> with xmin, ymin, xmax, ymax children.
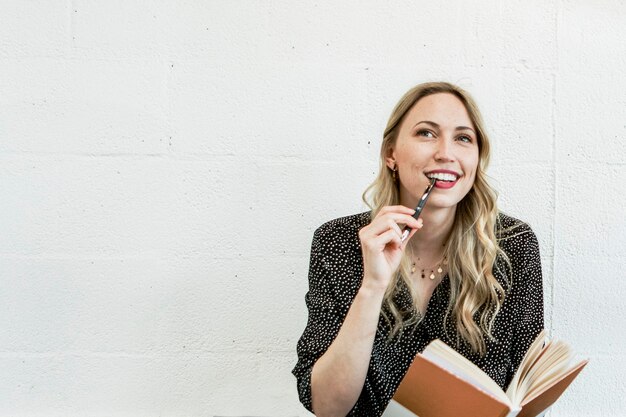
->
<box><xmin>292</xmin><ymin>226</ymin><xmax>348</xmax><ymax>413</ymax></box>
<box><xmin>507</xmin><ymin>224</ymin><xmax>545</xmax><ymax>378</ymax></box>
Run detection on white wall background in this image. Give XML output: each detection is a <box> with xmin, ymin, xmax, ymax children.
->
<box><xmin>1</xmin><ymin>1</ymin><xmax>625</xmax><ymax>416</ymax></box>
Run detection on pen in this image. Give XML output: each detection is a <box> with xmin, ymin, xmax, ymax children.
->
<box><xmin>401</xmin><ymin>178</ymin><xmax>436</xmax><ymax>242</ymax></box>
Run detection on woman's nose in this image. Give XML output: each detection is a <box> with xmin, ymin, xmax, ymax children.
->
<box><xmin>434</xmin><ymin>138</ymin><xmax>454</xmax><ymax>162</ymax></box>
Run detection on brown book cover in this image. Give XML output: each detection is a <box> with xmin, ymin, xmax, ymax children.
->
<box><xmin>393</xmin><ymin>348</ymin><xmax>588</xmax><ymax>417</ymax></box>
<box><xmin>393</xmin><ymin>354</ymin><xmax>516</xmax><ymax>417</ymax></box>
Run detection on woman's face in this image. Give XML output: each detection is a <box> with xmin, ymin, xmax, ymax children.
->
<box><xmin>386</xmin><ymin>93</ymin><xmax>480</xmax><ymax>212</ymax></box>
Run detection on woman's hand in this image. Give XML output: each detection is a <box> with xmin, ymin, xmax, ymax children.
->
<box><xmin>358</xmin><ymin>205</ymin><xmax>423</xmax><ymax>292</ymax></box>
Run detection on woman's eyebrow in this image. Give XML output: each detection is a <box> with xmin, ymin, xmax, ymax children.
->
<box><xmin>414</xmin><ymin>120</ymin><xmax>476</xmax><ymax>134</ymax></box>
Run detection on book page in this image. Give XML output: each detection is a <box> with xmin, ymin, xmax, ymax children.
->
<box><xmin>423</xmin><ymin>340</ymin><xmax>511</xmax><ymax>405</ymax></box>
<box><xmin>506</xmin><ymin>330</ymin><xmax>547</xmax><ymax>402</ymax></box>
<box><xmin>506</xmin><ymin>330</ymin><xmax>585</xmax><ymax>406</ymax></box>
<box><xmin>517</xmin><ymin>342</ymin><xmax>570</xmax><ymax>402</ymax></box>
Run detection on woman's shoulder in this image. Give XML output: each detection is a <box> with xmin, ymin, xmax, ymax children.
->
<box><xmin>496</xmin><ymin>211</ymin><xmax>536</xmax><ymax>238</ymax></box>
<box><xmin>309</xmin><ymin>211</ymin><xmax>372</xmax><ymax>257</ymax></box>
<box><xmin>496</xmin><ymin>211</ymin><xmax>540</xmax><ymax>260</ymax></box>
<box><xmin>313</xmin><ymin>211</ymin><xmax>372</xmax><ymax>240</ymax></box>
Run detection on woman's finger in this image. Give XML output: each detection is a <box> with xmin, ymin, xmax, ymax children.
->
<box><xmin>401</xmin><ymin>227</ymin><xmax>419</xmax><ymax>249</ymax></box>
<box><xmin>367</xmin><ymin>212</ymin><xmax>422</xmax><ymax>236</ymax></box>
<box><xmin>387</xmin><ymin>218</ymin><xmax>403</xmax><ymax>238</ymax></box>
<box><xmin>378</xmin><ymin>205</ymin><xmax>415</xmax><ymax>216</ymax></box>
<box><xmin>370</xmin><ymin>228</ymin><xmax>403</xmax><ymax>252</ymax></box>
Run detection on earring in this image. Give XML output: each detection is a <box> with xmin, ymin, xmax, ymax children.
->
<box><xmin>392</xmin><ymin>165</ymin><xmax>397</xmax><ymax>182</ymax></box>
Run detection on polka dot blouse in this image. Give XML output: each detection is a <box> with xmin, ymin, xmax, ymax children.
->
<box><xmin>292</xmin><ymin>211</ymin><xmax>544</xmax><ymax>416</ymax></box>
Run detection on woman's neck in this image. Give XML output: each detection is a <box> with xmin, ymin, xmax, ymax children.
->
<box><xmin>406</xmin><ymin>206</ymin><xmax>455</xmax><ymax>259</ymax></box>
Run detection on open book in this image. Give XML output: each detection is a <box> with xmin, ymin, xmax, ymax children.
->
<box><xmin>392</xmin><ymin>330</ymin><xmax>588</xmax><ymax>417</ymax></box>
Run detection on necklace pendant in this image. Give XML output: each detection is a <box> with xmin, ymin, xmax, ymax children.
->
<box><xmin>429</xmin><ymin>272</ymin><xmax>436</xmax><ymax>280</ymax></box>
<box><xmin>411</xmin><ymin>264</ymin><xmax>416</xmax><ymax>274</ymax></box>
<box><xmin>421</xmin><ymin>271</ymin><xmax>426</xmax><ymax>279</ymax></box>
<box><xmin>437</xmin><ymin>266</ymin><xmax>443</xmax><ymax>274</ymax></box>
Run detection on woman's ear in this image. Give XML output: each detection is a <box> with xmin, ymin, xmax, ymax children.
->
<box><xmin>384</xmin><ymin>146</ymin><xmax>396</xmax><ymax>170</ymax></box>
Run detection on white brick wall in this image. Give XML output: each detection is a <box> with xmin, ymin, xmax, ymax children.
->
<box><xmin>1</xmin><ymin>1</ymin><xmax>625</xmax><ymax>416</ymax></box>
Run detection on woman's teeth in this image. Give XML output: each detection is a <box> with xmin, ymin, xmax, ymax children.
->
<box><xmin>427</xmin><ymin>173</ymin><xmax>458</xmax><ymax>182</ymax></box>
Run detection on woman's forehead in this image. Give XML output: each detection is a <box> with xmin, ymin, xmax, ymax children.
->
<box><xmin>404</xmin><ymin>93</ymin><xmax>474</xmax><ymax>129</ymax></box>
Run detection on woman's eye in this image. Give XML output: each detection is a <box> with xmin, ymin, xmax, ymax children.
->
<box><xmin>457</xmin><ymin>135</ymin><xmax>472</xmax><ymax>143</ymax></box>
<box><xmin>417</xmin><ymin>130</ymin><xmax>434</xmax><ymax>138</ymax></box>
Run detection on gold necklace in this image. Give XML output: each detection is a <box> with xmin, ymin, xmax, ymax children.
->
<box><xmin>411</xmin><ymin>255</ymin><xmax>448</xmax><ymax>280</ymax></box>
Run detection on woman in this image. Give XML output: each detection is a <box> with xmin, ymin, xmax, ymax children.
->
<box><xmin>293</xmin><ymin>82</ymin><xmax>544</xmax><ymax>417</ymax></box>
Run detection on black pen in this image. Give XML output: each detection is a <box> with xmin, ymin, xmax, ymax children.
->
<box><xmin>401</xmin><ymin>178</ymin><xmax>436</xmax><ymax>242</ymax></box>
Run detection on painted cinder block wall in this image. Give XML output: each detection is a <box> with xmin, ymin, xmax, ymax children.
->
<box><xmin>1</xmin><ymin>1</ymin><xmax>625</xmax><ymax>416</ymax></box>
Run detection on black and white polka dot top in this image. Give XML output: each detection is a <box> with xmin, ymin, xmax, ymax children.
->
<box><xmin>293</xmin><ymin>211</ymin><xmax>544</xmax><ymax>416</ymax></box>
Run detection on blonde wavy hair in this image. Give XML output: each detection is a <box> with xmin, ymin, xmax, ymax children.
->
<box><xmin>362</xmin><ymin>82</ymin><xmax>512</xmax><ymax>356</ymax></box>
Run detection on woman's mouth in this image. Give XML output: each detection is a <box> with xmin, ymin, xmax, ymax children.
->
<box><xmin>426</xmin><ymin>172</ymin><xmax>460</xmax><ymax>189</ymax></box>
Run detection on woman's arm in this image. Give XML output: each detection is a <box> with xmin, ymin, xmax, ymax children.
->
<box><xmin>293</xmin><ymin>207</ymin><xmax>422</xmax><ymax>417</ymax></box>
<box><xmin>310</xmin><ymin>282</ymin><xmax>386</xmax><ymax>417</ymax></box>
<box><xmin>507</xmin><ymin>224</ymin><xmax>545</xmax><ymax>377</ymax></box>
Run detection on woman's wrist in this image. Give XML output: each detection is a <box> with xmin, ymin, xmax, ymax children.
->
<box><xmin>358</xmin><ymin>278</ymin><xmax>388</xmax><ymax>300</ymax></box>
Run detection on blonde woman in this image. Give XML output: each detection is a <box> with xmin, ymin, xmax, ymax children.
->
<box><xmin>292</xmin><ymin>82</ymin><xmax>544</xmax><ymax>417</ymax></box>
